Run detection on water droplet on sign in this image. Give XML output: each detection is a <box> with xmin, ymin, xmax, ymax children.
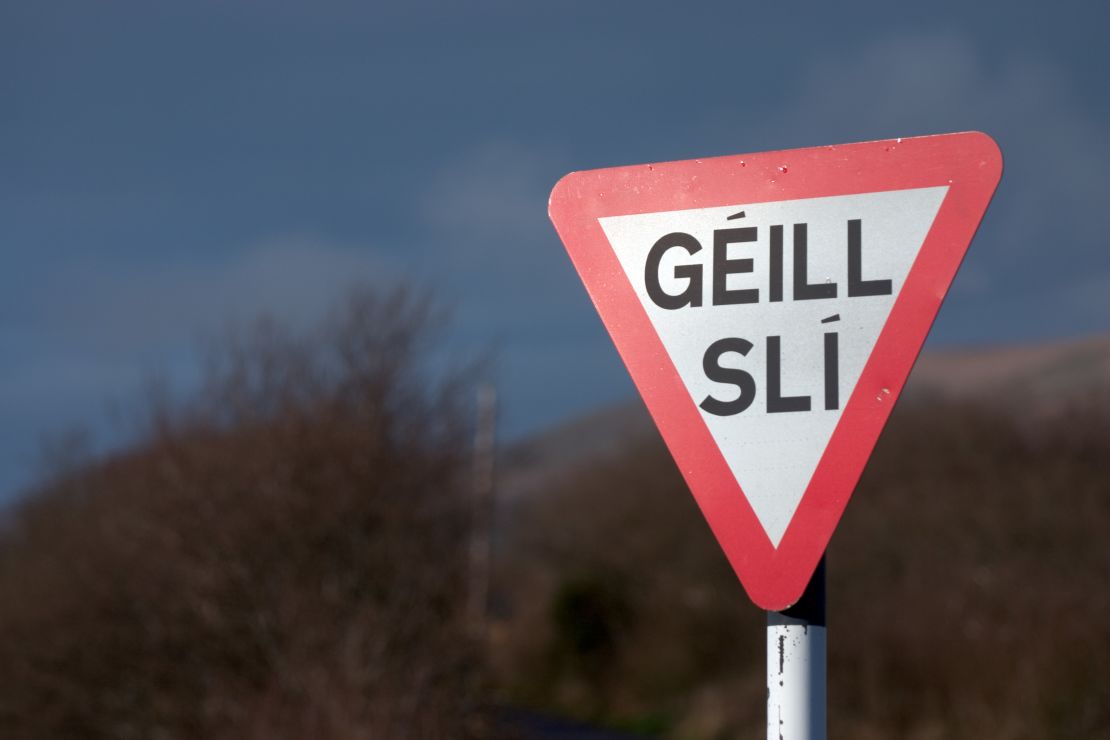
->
<box><xmin>896</xmin><ymin>137</ymin><xmax>903</xmax><ymax>143</ymax></box>
<box><xmin>778</xmin><ymin>166</ymin><xmax>788</xmax><ymax>173</ymax></box>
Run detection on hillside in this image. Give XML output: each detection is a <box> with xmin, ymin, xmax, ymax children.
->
<box><xmin>491</xmin><ymin>333</ymin><xmax>1110</xmax><ymax>739</ymax></box>
<box><xmin>0</xmin><ymin>320</ymin><xmax>1106</xmax><ymax>739</ymax></box>
<box><xmin>498</xmin><ymin>333</ymin><xmax>1110</xmax><ymax>504</ymax></box>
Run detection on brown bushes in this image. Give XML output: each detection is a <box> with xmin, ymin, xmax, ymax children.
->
<box><xmin>4</xmin><ymin>285</ymin><xmax>1108</xmax><ymax>738</ymax></box>
<box><xmin>497</xmin><ymin>400</ymin><xmax>1110</xmax><ymax>738</ymax></box>
<box><xmin>0</xmin><ymin>289</ymin><xmax>488</xmax><ymax>739</ymax></box>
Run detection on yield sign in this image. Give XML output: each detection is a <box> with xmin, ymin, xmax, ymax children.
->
<box><xmin>548</xmin><ymin>132</ymin><xmax>1002</xmax><ymax>610</ymax></box>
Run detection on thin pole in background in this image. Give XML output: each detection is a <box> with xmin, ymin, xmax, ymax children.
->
<box><xmin>467</xmin><ymin>383</ymin><xmax>497</xmax><ymax>634</ymax></box>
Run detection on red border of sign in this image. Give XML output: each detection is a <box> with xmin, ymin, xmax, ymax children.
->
<box><xmin>548</xmin><ymin>132</ymin><xmax>1002</xmax><ymax>610</ymax></box>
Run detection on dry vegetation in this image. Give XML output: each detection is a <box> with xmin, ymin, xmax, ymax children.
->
<box><xmin>2</xmin><ymin>283</ymin><xmax>1107</xmax><ymax>739</ymax></box>
<box><xmin>495</xmin><ymin>399</ymin><xmax>1110</xmax><ymax>739</ymax></box>
<box><xmin>0</xmin><ymin>289</ymin><xmax>493</xmax><ymax>739</ymax></box>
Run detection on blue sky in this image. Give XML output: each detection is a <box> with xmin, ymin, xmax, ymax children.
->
<box><xmin>3</xmin><ymin>1</ymin><xmax>1110</xmax><ymax>499</ymax></box>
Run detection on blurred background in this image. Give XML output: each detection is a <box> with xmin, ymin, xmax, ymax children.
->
<box><xmin>2</xmin><ymin>2</ymin><xmax>1108</xmax><ymax>738</ymax></box>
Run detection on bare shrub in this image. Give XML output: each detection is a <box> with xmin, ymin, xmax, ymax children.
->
<box><xmin>499</xmin><ymin>433</ymin><xmax>764</xmax><ymax>734</ymax></box>
<box><xmin>0</xmin><ymin>288</ymin><xmax>490</xmax><ymax>739</ymax></box>
<box><xmin>498</xmin><ymin>399</ymin><xmax>1110</xmax><ymax>738</ymax></box>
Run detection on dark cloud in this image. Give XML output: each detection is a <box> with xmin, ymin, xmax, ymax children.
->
<box><xmin>697</xmin><ymin>32</ymin><xmax>1110</xmax><ymax>340</ymax></box>
<box><xmin>2</xmin><ymin>3</ymin><xmax>1109</xmax><ymax>499</ymax></box>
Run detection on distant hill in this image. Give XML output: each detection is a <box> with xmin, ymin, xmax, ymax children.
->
<box><xmin>491</xmin><ymin>334</ymin><xmax>1110</xmax><ymax>738</ymax></box>
<box><xmin>906</xmin><ymin>333</ymin><xmax>1110</xmax><ymax>403</ymax></box>
<box><xmin>498</xmin><ymin>333</ymin><xmax>1110</xmax><ymax>504</ymax></box>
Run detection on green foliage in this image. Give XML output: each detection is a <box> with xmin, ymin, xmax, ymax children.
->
<box><xmin>551</xmin><ymin>574</ymin><xmax>632</xmax><ymax>662</ymax></box>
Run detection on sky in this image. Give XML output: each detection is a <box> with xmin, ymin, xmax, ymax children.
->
<box><xmin>3</xmin><ymin>1</ymin><xmax>1110</xmax><ymax>500</ymax></box>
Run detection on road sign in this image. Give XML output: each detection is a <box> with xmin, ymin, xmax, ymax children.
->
<box><xmin>548</xmin><ymin>132</ymin><xmax>1002</xmax><ymax>610</ymax></box>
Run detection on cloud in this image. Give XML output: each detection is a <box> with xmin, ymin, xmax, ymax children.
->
<box><xmin>695</xmin><ymin>31</ymin><xmax>1110</xmax><ymax>339</ymax></box>
<box><xmin>37</xmin><ymin>235</ymin><xmax>399</xmax><ymax>354</ymax></box>
<box><xmin>419</xmin><ymin>139</ymin><xmax>567</xmax><ymax>246</ymax></box>
<box><xmin>414</xmin><ymin>139</ymin><xmax>595</xmax><ymax>336</ymax></box>
<box><xmin>1062</xmin><ymin>271</ymin><xmax>1110</xmax><ymax>316</ymax></box>
<box><xmin>703</xmin><ymin>33</ymin><xmax>1110</xmax><ymax>250</ymax></box>
<box><xmin>0</xmin><ymin>235</ymin><xmax>403</xmax><ymax>498</ymax></box>
<box><xmin>777</xmin><ymin>32</ymin><xmax>1110</xmax><ymax>254</ymax></box>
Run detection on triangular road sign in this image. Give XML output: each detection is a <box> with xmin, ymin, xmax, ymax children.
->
<box><xmin>548</xmin><ymin>132</ymin><xmax>1002</xmax><ymax>610</ymax></box>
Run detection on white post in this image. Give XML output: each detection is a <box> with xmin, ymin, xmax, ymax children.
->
<box><xmin>767</xmin><ymin>557</ymin><xmax>826</xmax><ymax>740</ymax></box>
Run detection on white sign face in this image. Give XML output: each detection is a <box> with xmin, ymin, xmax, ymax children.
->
<box><xmin>599</xmin><ymin>187</ymin><xmax>947</xmax><ymax>545</ymax></box>
<box><xmin>550</xmin><ymin>133</ymin><xmax>1002</xmax><ymax>609</ymax></box>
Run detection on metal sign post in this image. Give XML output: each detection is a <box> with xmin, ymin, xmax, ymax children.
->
<box><xmin>768</xmin><ymin>556</ymin><xmax>826</xmax><ymax>740</ymax></box>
